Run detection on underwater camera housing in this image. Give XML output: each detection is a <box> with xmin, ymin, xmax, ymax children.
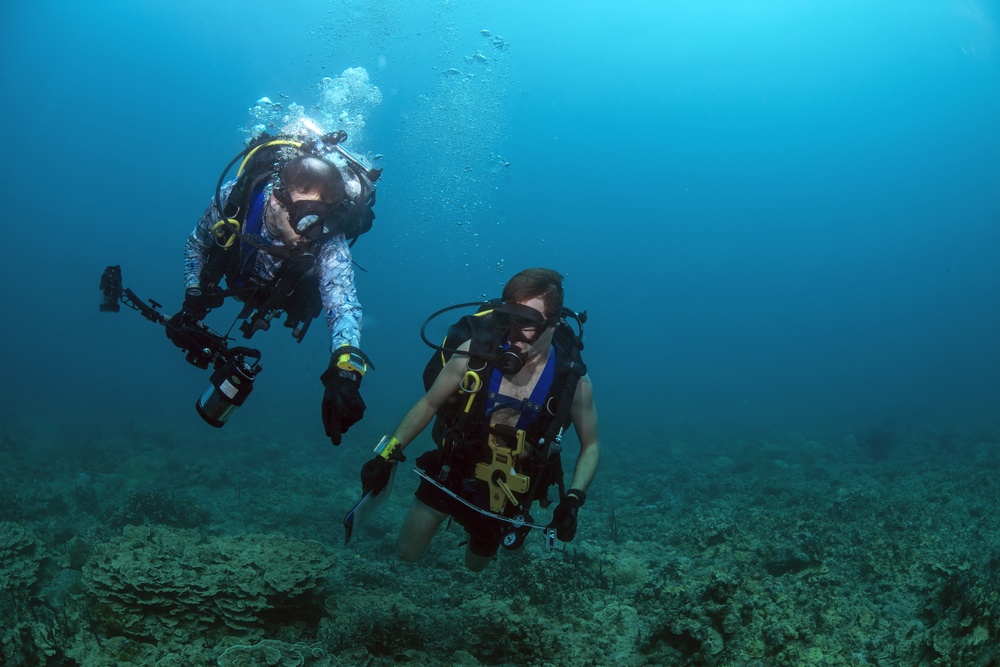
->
<box><xmin>99</xmin><ymin>265</ymin><xmax>263</xmax><ymax>428</ymax></box>
<box><xmin>195</xmin><ymin>350</ymin><xmax>260</xmax><ymax>428</ymax></box>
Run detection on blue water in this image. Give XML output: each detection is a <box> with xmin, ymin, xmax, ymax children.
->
<box><xmin>2</xmin><ymin>2</ymin><xmax>1000</xmax><ymax>664</ymax></box>
<box><xmin>1</xmin><ymin>0</ymin><xmax>998</xmax><ymax>459</ymax></box>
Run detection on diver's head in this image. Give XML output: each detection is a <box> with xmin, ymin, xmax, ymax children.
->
<box><xmin>277</xmin><ymin>155</ymin><xmax>346</xmax><ymax>203</ymax></box>
<box><xmin>270</xmin><ymin>156</ymin><xmax>352</xmax><ymax>243</ymax></box>
<box><xmin>501</xmin><ymin>268</ymin><xmax>564</xmax><ymax>321</ymax></box>
<box><xmin>495</xmin><ymin>268</ymin><xmax>564</xmax><ymax>357</ymax></box>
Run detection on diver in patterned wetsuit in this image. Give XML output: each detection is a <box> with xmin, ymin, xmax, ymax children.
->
<box><xmin>171</xmin><ymin>149</ymin><xmax>375</xmax><ymax>446</ymax></box>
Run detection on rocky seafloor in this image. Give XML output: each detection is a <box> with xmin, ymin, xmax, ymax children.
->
<box><xmin>2</xmin><ymin>418</ymin><xmax>999</xmax><ymax>666</ymax></box>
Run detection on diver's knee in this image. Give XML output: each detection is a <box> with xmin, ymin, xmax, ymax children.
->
<box><xmin>396</xmin><ymin>539</ymin><xmax>423</xmax><ymax>563</ymax></box>
<box><xmin>395</xmin><ymin>501</ymin><xmax>443</xmax><ymax>563</ymax></box>
<box><xmin>464</xmin><ymin>546</ymin><xmax>493</xmax><ymax>572</ymax></box>
<box><xmin>465</xmin><ymin>557</ymin><xmax>491</xmax><ymax>572</ymax></box>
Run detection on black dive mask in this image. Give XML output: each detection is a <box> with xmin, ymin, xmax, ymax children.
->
<box><xmin>420</xmin><ymin>301</ymin><xmax>565</xmax><ymax>379</ymax></box>
<box><xmin>492</xmin><ymin>303</ymin><xmax>553</xmax><ymax>344</ymax></box>
<box><xmin>286</xmin><ymin>198</ymin><xmax>355</xmax><ymax>242</ymax></box>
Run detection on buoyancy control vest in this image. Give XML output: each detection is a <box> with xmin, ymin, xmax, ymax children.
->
<box><xmin>421</xmin><ymin>303</ymin><xmax>588</xmax><ymax>511</ymax></box>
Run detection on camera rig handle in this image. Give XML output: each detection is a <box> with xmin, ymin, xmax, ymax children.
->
<box><xmin>121</xmin><ymin>287</ymin><xmax>167</xmax><ymax>326</ymax></box>
<box><xmin>101</xmin><ymin>265</ymin><xmax>264</xmax><ymax>427</ymax></box>
<box><xmin>100</xmin><ymin>265</ymin><xmax>262</xmax><ymax>371</ymax></box>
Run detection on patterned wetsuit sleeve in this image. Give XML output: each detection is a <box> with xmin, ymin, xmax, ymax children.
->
<box><xmin>318</xmin><ymin>235</ymin><xmax>362</xmax><ymax>352</ymax></box>
<box><xmin>183</xmin><ymin>182</ymin><xmax>232</xmax><ymax>290</ymax></box>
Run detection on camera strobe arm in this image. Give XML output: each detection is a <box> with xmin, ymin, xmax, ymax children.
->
<box><xmin>101</xmin><ymin>264</ymin><xmax>264</xmax><ymax>428</ymax></box>
<box><xmin>121</xmin><ymin>287</ymin><xmax>168</xmax><ymax>325</ymax></box>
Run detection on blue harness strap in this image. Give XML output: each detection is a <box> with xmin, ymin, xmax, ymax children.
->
<box><xmin>485</xmin><ymin>345</ymin><xmax>556</xmax><ymax>431</ymax></box>
<box><xmin>235</xmin><ymin>183</ymin><xmax>269</xmax><ymax>288</ymax></box>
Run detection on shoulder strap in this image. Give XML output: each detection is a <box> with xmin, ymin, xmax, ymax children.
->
<box><xmin>520</xmin><ymin>322</ymin><xmax>587</xmax><ymax>508</ymax></box>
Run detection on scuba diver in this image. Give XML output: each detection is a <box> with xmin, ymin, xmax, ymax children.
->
<box><xmin>168</xmin><ymin>126</ymin><xmax>380</xmax><ymax>444</ymax></box>
<box><xmin>357</xmin><ymin>268</ymin><xmax>601</xmax><ymax>571</ymax></box>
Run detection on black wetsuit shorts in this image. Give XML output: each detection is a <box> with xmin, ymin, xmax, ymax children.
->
<box><xmin>414</xmin><ymin>450</ymin><xmax>507</xmax><ymax>558</ymax></box>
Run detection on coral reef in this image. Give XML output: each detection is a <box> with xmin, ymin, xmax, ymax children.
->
<box><xmin>216</xmin><ymin>639</ymin><xmax>330</xmax><ymax>667</ymax></box>
<box><xmin>108</xmin><ymin>489</ymin><xmax>210</xmax><ymax>529</ymax></box>
<box><xmin>861</xmin><ymin>424</ymin><xmax>897</xmax><ymax>461</ymax></box>
<box><xmin>2</xmin><ymin>421</ymin><xmax>999</xmax><ymax>665</ymax></box>
<box><xmin>0</xmin><ymin>522</ymin><xmax>41</xmax><ymax>594</ymax></box>
<box><xmin>0</xmin><ymin>522</ymin><xmax>58</xmax><ymax>664</ymax></box>
<box><xmin>77</xmin><ymin>525</ymin><xmax>333</xmax><ymax>662</ymax></box>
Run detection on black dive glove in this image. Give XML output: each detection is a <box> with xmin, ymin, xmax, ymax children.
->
<box><xmin>320</xmin><ymin>347</ymin><xmax>369</xmax><ymax>446</ymax></box>
<box><xmin>361</xmin><ymin>457</ymin><xmax>393</xmax><ymax>495</ymax></box>
<box><xmin>165</xmin><ymin>310</ymin><xmax>199</xmax><ymax>351</ymax></box>
<box><xmin>549</xmin><ymin>489</ymin><xmax>586</xmax><ymax>542</ymax></box>
<box><xmin>361</xmin><ymin>436</ymin><xmax>405</xmax><ymax>495</ymax></box>
<box><xmin>182</xmin><ymin>286</ymin><xmax>224</xmax><ymax>321</ymax></box>
<box><xmin>166</xmin><ymin>288</ymin><xmax>224</xmax><ymax>351</ymax></box>
<box><xmin>361</xmin><ymin>435</ymin><xmax>406</xmax><ymax>496</ymax></box>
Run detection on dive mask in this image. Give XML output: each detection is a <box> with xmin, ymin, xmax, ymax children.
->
<box><xmin>286</xmin><ymin>198</ymin><xmax>354</xmax><ymax>242</ymax></box>
<box><xmin>493</xmin><ymin>303</ymin><xmax>553</xmax><ymax>344</ymax></box>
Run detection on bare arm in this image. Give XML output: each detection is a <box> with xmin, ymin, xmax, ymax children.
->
<box><xmin>567</xmin><ymin>373</ymin><xmax>600</xmax><ymax>493</ymax></box>
<box><xmin>390</xmin><ymin>341</ymin><xmax>471</xmax><ymax>450</ymax></box>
